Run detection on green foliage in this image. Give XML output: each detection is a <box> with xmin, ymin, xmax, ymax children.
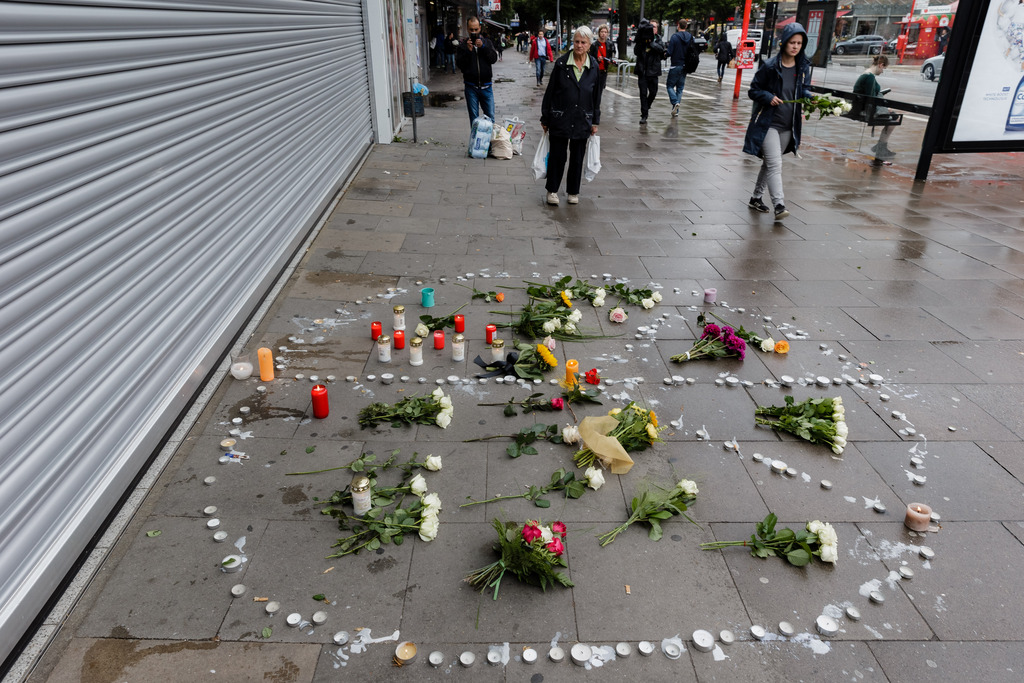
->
<box><xmin>598</xmin><ymin>479</ymin><xmax>698</xmax><ymax>546</ymax></box>
<box><xmin>702</xmin><ymin>513</ymin><xmax>828</xmax><ymax>568</ymax></box>
<box><xmin>461</xmin><ymin>467</ymin><xmax>586</xmax><ymax>509</ymax></box>
<box><xmin>464</xmin><ymin>518</ymin><xmax>573</xmax><ymax>600</ymax></box>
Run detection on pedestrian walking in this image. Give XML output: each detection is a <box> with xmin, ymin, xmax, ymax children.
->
<box><xmin>456</xmin><ymin>17</ymin><xmax>498</xmax><ymax>124</ymax></box>
<box><xmin>665</xmin><ymin>19</ymin><xmax>694</xmax><ymax>117</ymax></box>
<box><xmin>852</xmin><ymin>55</ymin><xmax>899</xmax><ymax>160</ymax></box>
<box><xmin>715</xmin><ymin>34</ymin><xmax>734</xmax><ymax>82</ymax></box>
<box><xmin>633</xmin><ymin>19</ymin><xmax>666</xmax><ymax>125</ymax></box>
<box><xmin>495</xmin><ymin>32</ymin><xmax>505</xmax><ymax>61</ymax></box>
<box><xmin>445</xmin><ymin>30</ymin><xmax>458</xmax><ymax>74</ymax></box>
<box><xmin>529</xmin><ymin>29</ymin><xmax>555</xmax><ymax>86</ymax></box>
<box><xmin>540</xmin><ymin>26</ymin><xmax>601</xmax><ymax>206</ymax></box>
<box><xmin>742</xmin><ymin>23</ymin><xmax>812</xmax><ymax>221</ymax></box>
<box><xmin>589</xmin><ymin>23</ymin><xmax>617</xmax><ymax>93</ymax></box>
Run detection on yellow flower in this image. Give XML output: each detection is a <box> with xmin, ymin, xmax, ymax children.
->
<box><xmin>775</xmin><ymin>340</ymin><xmax>790</xmax><ymax>354</ymax></box>
<box><xmin>560</xmin><ymin>290</ymin><xmax>573</xmax><ymax>308</ymax></box>
<box><xmin>608</xmin><ymin>408</ymin><xmax>621</xmax><ymax>416</ymax></box>
<box><xmin>649</xmin><ymin>411</ymin><xmax>658</xmax><ymax>428</ymax></box>
<box><xmin>646</xmin><ymin>423</ymin><xmax>659</xmax><ymax>440</ymax></box>
<box><xmin>536</xmin><ymin>344</ymin><xmax>558</xmax><ymax>368</ymax></box>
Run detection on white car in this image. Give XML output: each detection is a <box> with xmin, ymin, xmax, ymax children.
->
<box><xmin>921</xmin><ymin>54</ymin><xmax>944</xmax><ymax>81</ymax></box>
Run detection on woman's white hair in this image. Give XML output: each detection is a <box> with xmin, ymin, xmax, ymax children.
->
<box><xmin>573</xmin><ymin>26</ymin><xmax>594</xmax><ymax>44</ymax></box>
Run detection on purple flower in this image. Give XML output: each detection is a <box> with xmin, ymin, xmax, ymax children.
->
<box><xmin>702</xmin><ymin>324</ymin><xmax>721</xmax><ymax>340</ymax></box>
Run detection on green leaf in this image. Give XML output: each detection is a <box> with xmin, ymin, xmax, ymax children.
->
<box><xmin>306</xmin><ymin>446</ymin><xmax>316</xmax><ymax>453</ymax></box>
<box><xmin>145</xmin><ymin>530</ymin><xmax>161</xmax><ymax>538</ymax></box>
<box><xmin>261</xmin><ymin>627</ymin><xmax>273</xmax><ymax>638</ymax></box>
<box><xmin>565</xmin><ymin>481</ymin><xmax>586</xmax><ymax>499</ymax></box>
<box><xmin>506</xmin><ymin>443</ymin><xmax>520</xmax><ymax>458</ymax></box>
<box><xmin>503</xmin><ymin>405</ymin><xmax>516</xmax><ymax>417</ymax></box>
<box><xmin>523</xmin><ymin>446</ymin><xmax>538</xmax><ymax>455</ymax></box>
<box><xmin>648</xmin><ymin>520</ymin><xmax>664</xmax><ymax>541</ymax></box>
<box><xmin>280</xmin><ymin>450</ymin><xmax>287</xmax><ymax>455</ymax></box>
<box><xmin>368</xmin><ymin>538</ymin><xmax>381</xmax><ymax>550</ymax></box>
<box><xmin>533</xmin><ymin>498</ymin><xmax>551</xmax><ymax>508</ymax></box>
<box><xmin>786</xmin><ymin>548</ymin><xmax>812</xmax><ymax>566</ymax></box>
<box><xmin>221</xmin><ymin>557</ymin><xmax>237</xmax><ymax>567</ymax></box>
<box><xmin>312</xmin><ymin>594</ymin><xmax>326</xmax><ymax>602</ymax></box>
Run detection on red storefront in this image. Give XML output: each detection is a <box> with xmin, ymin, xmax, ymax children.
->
<box><xmin>895</xmin><ymin>2</ymin><xmax>957</xmax><ymax>59</ymax></box>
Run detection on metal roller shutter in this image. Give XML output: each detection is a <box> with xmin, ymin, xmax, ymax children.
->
<box><xmin>0</xmin><ymin>0</ymin><xmax>373</xmax><ymax>663</ymax></box>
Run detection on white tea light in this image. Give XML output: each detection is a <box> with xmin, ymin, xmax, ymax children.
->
<box><xmin>312</xmin><ymin>611</ymin><xmax>327</xmax><ymax>625</ymax></box>
<box><xmin>750</xmin><ymin>625</ymin><xmax>766</xmax><ymax>640</ymax></box>
<box><xmin>522</xmin><ymin>647</ymin><xmax>538</xmax><ymax>664</ymax></box>
<box><xmin>614</xmin><ymin>642</ymin><xmax>631</xmax><ymax>657</ymax></box>
<box><xmin>778</xmin><ymin>621</ymin><xmax>795</xmax><ymax>637</ymax></box>
<box><xmin>230</xmin><ymin>584</ymin><xmax>246</xmax><ymax>597</ymax></box>
<box><xmin>570</xmin><ymin>643</ymin><xmax>592</xmax><ymax>666</ymax></box>
<box><xmin>286</xmin><ymin>613</ymin><xmax>301</xmax><ymax>627</ymax></box>
<box><xmin>692</xmin><ymin>630</ymin><xmax>714</xmax><ymax>652</ymax></box>
<box><xmin>548</xmin><ymin>646</ymin><xmax>565</xmax><ymax>662</ymax></box>
<box><xmin>815</xmin><ymin>615</ymin><xmax>839</xmax><ymax>637</ymax></box>
<box><xmin>637</xmin><ymin>641</ymin><xmax>655</xmax><ymax>656</ymax></box>
<box><xmin>719</xmin><ymin>630</ymin><xmax>735</xmax><ymax>645</ymax></box>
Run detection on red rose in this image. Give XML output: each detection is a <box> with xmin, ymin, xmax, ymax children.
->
<box><xmin>546</xmin><ymin>537</ymin><xmax>564</xmax><ymax>556</ymax></box>
<box><xmin>522</xmin><ymin>522</ymin><xmax>542</xmax><ymax>543</ymax></box>
<box><xmin>585</xmin><ymin>368</ymin><xmax>600</xmax><ymax>385</ymax></box>
<box><xmin>551</xmin><ymin>397</ymin><xmax>565</xmax><ymax>410</ymax></box>
<box><xmin>552</xmin><ymin>521</ymin><xmax>567</xmax><ymax>538</ymax></box>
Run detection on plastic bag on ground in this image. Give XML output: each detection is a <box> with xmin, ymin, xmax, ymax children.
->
<box><xmin>469</xmin><ymin>115</ymin><xmax>493</xmax><ymax>159</ymax></box>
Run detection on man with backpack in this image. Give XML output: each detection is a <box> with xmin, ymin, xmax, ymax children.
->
<box><xmin>666</xmin><ymin>19</ymin><xmax>698</xmax><ymax>117</ymax></box>
<box><xmin>633</xmin><ymin>19</ymin><xmax>667</xmax><ymax>125</ymax></box>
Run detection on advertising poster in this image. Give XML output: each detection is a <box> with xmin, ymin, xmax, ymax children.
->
<box><xmin>952</xmin><ymin>0</ymin><xmax>1024</xmax><ymax>141</ymax></box>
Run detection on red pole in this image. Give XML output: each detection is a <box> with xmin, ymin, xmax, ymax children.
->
<box><xmin>733</xmin><ymin>0</ymin><xmax>753</xmax><ymax>99</ymax></box>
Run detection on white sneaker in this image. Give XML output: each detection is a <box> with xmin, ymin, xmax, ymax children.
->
<box><xmin>546</xmin><ymin>192</ymin><xmax>560</xmax><ymax>206</ymax></box>
<box><xmin>671</xmin><ymin>103</ymin><xmax>679</xmax><ymax>117</ymax></box>
<box><xmin>567</xmin><ymin>194</ymin><xmax>579</xmax><ymax>204</ymax></box>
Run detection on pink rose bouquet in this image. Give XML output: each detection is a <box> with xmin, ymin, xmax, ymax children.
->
<box><xmin>465</xmin><ymin>519</ymin><xmax>573</xmax><ymax>600</ymax></box>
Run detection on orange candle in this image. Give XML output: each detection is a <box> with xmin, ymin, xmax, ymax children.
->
<box><xmin>565</xmin><ymin>359</ymin><xmax>579</xmax><ymax>386</ymax></box>
<box><xmin>257</xmin><ymin>347</ymin><xmax>274</xmax><ymax>381</ymax></box>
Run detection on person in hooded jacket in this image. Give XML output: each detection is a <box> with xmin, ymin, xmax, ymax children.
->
<box><xmin>633</xmin><ymin>19</ymin><xmax>667</xmax><ymax>125</ymax></box>
<box><xmin>742</xmin><ymin>23</ymin><xmax>813</xmax><ymax>220</ymax></box>
<box><xmin>540</xmin><ymin>26</ymin><xmax>601</xmax><ymax>206</ymax></box>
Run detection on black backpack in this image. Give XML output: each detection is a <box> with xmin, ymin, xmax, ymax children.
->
<box><xmin>684</xmin><ymin>37</ymin><xmax>700</xmax><ymax>74</ymax></box>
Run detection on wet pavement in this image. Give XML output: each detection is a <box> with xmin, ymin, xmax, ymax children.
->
<box><xmin>15</xmin><ymin>51</ymin><xmax>1024</xmax><ymax>682</ymax></box>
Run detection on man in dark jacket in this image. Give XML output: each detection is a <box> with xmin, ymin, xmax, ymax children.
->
<box><xmin>633</xmin><ymin>19</ymin><xmax>666</xmax><ymax>125</ymax></box>
<box><xmin>665</xmin><ymin>19</ymin><xmax>693</xmax><ymax>117</ymax></box>
<box><xmin>715</xmin><ymin>35</ymin><xmax>734</xmax><ymax>82</ymax></box>
<box><xmin>456</xmin><ymin>16</ymin><xmax>498</xmax><ymax>124</ymax></box>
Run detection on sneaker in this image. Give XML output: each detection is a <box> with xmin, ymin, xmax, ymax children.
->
<box><xmin>774</xmin><ymin>204</ymin><xmax>790</xmax><ymax>220</ymax></box>
<box><xmin>671</xmin><ymin>103</ymin><xmax>679</xmax><ymax>117</ymax></box>
<box><xmin>639</xmin><ymin>116</ymin><xmax>648</xmax><ymax>125</ymax></box>
<box><xmin>748</xmin><ymin>197</ymin><xmax>770</xmax><ymax>213</ymax></box>
<box><xmin>546</xmin><ymin>192</ymin><xmax>560</xmax><ymax>206</ymax></box>
<box><xmin>567</xmin><ymin>194</ymin><xmax>579</xmax><ymax>205</ymax></box>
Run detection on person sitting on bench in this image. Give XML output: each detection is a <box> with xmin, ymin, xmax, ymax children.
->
<box><xmin>851</xmin><ymin>55</ymin><xmax>901</xmax><ymax>160</ymax></box>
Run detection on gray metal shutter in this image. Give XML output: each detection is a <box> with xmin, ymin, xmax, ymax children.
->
<box><xmin>0</xmin><ymin>0</ymin><xmax>372</xmax><ymax>662</ymax></box>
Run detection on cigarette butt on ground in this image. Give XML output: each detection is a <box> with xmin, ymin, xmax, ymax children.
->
<box><xmin>625</xmin><ymin>585</ymin><xmax>631</xmax><ymax>595</ymax></box>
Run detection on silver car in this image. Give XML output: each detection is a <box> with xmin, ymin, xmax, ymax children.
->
<box><xmin>921</xmin><ymin>54</ymin><xmax>945</xmax><ymax>81</ymax></box>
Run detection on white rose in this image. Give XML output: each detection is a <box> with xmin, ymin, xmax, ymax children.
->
<box><xmin>833</xmin><ymin>397</ymin><xmax>843</xmax><ymax>407</ymax></box>
<box><xmin>436</xmin><ymin>412</ymin><xmax>452</xmax><ymax>429</ymax></box>
<box><xmin>440</xmin><ymin>396</ymin><xmax>453</xmax><ymax>410</ymax></box>
<box><xmin>833</xmin><ymin>106</ymin><xmax>842</xmax><ymax>116</ymax></box>
<box><xmin>563</xmin><ymin>321</ymin><xmax>577</xmax><ymax>334</ymax></box>
<box><xmin>540</xmin><ymin>526</ymin><xmax>554</xmax><ymax>543</ymax></box>
<box><xmin>835</xmin><ymin>421</ymin><xmax>848</xmax><ymax>438</ymax></box>
<box><xmin>542</xmin><ymin>320</ymin><xmax>557</xmax><ymax>334</ymax></box>
<box><xmin>592</xmin><ymin>295</ymin><xmax>605</xmax><ymax>307</ymax></box>
<box><xmin>585</xmin><ymin>466</ymin><xmax>605</xmax><ymax>490</ymax></box>
<box><xmin>678</xmin><ymin>479</ymin><xmax>699</xmax><ymax>496</ymax></box>
<box><xmin>415</xmin><ymin>322</ymin><xmax>430</xmax><ymax>338</ymax></box>
<box><xmin>807</xmin><ymin>520</ymin><xmax>826</xmax><ymax>535</ymax></box>
<box><xmin>760</xmin><ymin>337</ymin><xmax>775</xmax><ymax>353</ymax></box>
<box><xmin>651</xmin><ymin>291</ymin><xmax>663</xmax><ymax>303</ymax></box>
<box><xmin>551</xmin><ymin>318</ymin><xmax>562</xmax><ymax>329</ymax></box>
<box><xmin>817</xmin><ymin>523</ymin><xmax>838</xmax><ymax>547</ymax></box>
<box><xmin>562</xmin><ymin>425</ymin><xmax>581</xmax><ymax>444</ymax></box>
<box><xmin>819</xmin><ymin>543</ymin><xmax>838</xmax><ymax>564</ymax></box>
<box><xmin>568</xmin><ymin>309</ymin><xmax>583</xmax><ymax>323</ymax></box>
<box><xmin>593</xmin><ymin>287</ymin><xmax>606</xmax><ymax>299</ymax></box>
<box><xmin>418</xmin><ymin>512</ymin><xmax>439</xmax><ymax>541</ymax></box>
<box><xmin>432</xmin><ymin>387</ymin><xmax>444</xmax><ymax>400</ymax></box>
<box><xmin>422</xmin><ymin>492</ymin><xmax>442</xmax><ymax>512</ymax></box>
<box><xmin>409</xmin><ymin>473</ymin><xmax>427</xmax><ymax>496</ymax></box>
<box><xmin>641</xmin><ymin>298</ymin><xmax>655</xmax><ymax>309</ymax></box>
<box><xmin>424</xmin><ymin>454</ymin><xmax>443</xmax><ymax>471</ymax></box>
<box><xmin>833</xmin><ymin>434</ymin><xmax>846</xmax><ymax>448</ymax></box>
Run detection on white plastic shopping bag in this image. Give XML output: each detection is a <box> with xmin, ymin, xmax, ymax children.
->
<box><xmin>468</xmin><ymin>115</ymin><xmax>493</xmax><ymax>159</ymax></box>
<box><xmin>532</xmin><ymin>131</ymin><xmax>550</xmax><ymax>180</ymax></box>
<box><xmin>584</xmin><ymin>135</ymin><xmax>601</xmax><ymax>182</ymax></box>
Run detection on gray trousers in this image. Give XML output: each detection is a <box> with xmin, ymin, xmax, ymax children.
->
<box><xmin>753</xmin><ymin>128</ymin><xmax>792</xmax><ymax>208</ymax></box>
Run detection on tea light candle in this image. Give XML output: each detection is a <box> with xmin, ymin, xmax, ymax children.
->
<box><xmin>351</xmin><ymin>475</ymin><xmax>372</xmax><ymax>516</ymax></box>
<box><xmin>615</xmin><ymin>642</ymin><xmax>631</xmax><ymax>657</ymax></box>
<box><xmin>485</xmin><ymin>324</ymin><xmax>497</xmax><ymax>344</ymax></box>
<box><xmin>570</xmin><ymin>644</ymin><xmax>591</xmax><ymax>666</ymax></box>
<box><xmin>213</xmin><ymin>530</ymin><xmax>228</xmax><ymax>543</ymax></box>
<box><xmin>395</xmin><ymin>641</ymin><xmax>417</xmax><ymax>664</ymax></box>
<box><xmin>816</xmin><ymin>615</ymin><xmax>839</xmax><ymax>637</ymax></box>
<box><xmin>428</xmin><ymin>651</ymin><xmax>444</xmax><ymax>667</ymax></box>
<box><xmin>750</xmin><ymin>625</ymin><xmax>766</xmax><ymax>640</ymax></box>
<box><xmin>393</xmin><ymin>305</ymin><xmax>406</xmax><ymax>330</ymax></box>
<box><xmin>257</xmin><ymin>347</ymin><xmax>274</xmax><ymax>381</ymax></box>
<box><xmin>377</xmin><ymin>334</ymin><xmax>391</xmax><ymax>363</ymax></box>
<box><xmin>409</xmin><ymin>337</ymin><xmax>424</xmax><ymax>366</ymax></box>
<box><xmin>454</xmin><ymin>314</ymin><xmax>465</xmax><ymax>333</ymax></box>
<box><xmin>490</xmin><ymin>339</ymin><xmax>505</xmax><ymax>363</ymax></box>
<box><xmin>904</xmin><ymin>502</ymin><xmax>931</xmax><ymax>532</ymax></box>
<box><xmin>334</xmin><ymin>631</ymin><xmax>350</xmax><ymax>646</ymax></box>
<box><xmin>230</xmin><ymin>361</ymin><xmax>253</xmax><ymax>380</ymax></box>
<box><xmin>264</xmin><ymin>600</ymin><xmax>280</xmax><ymax>614</ymax></box>
<box><xmin>433</xmin><ymin>330</ymin><xmax>445</xmax><ymax>350</ymax></box>
<box><xmin>286</xmin><ymin>613</ymin><xmax>302</xmax><ymax>627</ymax></box>
<box><xmin>311</xmin><ymin>384</ymin><xmax>329</xmax><ymax>419</ymax></box>
<box><xmin>230</xmin><ymin>584</ymin><xmax>246</xmax><ymax>597</ymax></box>
<box><xmin>452</xmin><ymin>334</ymin><xmax>466</xmax><ymax>362</ymax></box>
<box><xmin>371</xmin><ymin>321</ymin><xmax>382</xmax><ymax>340</ymax></box>
<box><xmin>459</xmin><ymin>651</ymin><xmax>475</xmax><ymax>667</ymax></box>
<box><xmin>565</xmin><ymin>359</ymin><xmax>579</xmax><ymax>386</ymax></box>
<box><xmin>637</xmin><ymin>641</ymin><xmax>655</xmax><ymax>656</ymax></box>
<box><xmin>393</xmin><ymin>330</ymin><xmax>405</xmax><ymax>350</ymax></box>
<box><xmin>522</xmin><ymin>647</ymin><xmax>538</xmax><ymax>663</ymax></box>
<box><xmin>548</xmin><ymin>646</ymin><xmax>564</xmax><ymax>663</ymax></box>
<box><xmin>692</xmin><ymin>630</ymin><xmax>715</xmax><ymax>652</ymax></box>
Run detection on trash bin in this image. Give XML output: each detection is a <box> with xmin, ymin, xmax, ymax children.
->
<box><xmin>402</xmin><ymin>92</ymin><xmax>424</xmax><ymax>117</ymax></box>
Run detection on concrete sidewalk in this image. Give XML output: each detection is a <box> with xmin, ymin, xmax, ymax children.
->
<box><xmin>16</xmin><ymin>51</ymin><xmax>1024</xmax><ymax>682</ymax></box>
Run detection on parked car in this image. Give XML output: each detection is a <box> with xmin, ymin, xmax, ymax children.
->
<box><xmin>832</xmin><ymin>34</ymin><xmax>885</xmax><ymax>55</ymax></box>
<box><xmin>885</xmin><ymin>38</ymin><xmax>917</xmax><ymax>54</ymax></box>
<box><xmin>921</xmin><ymin>54</ymin><xmax>945</xmax><ymax>81</ymax></box>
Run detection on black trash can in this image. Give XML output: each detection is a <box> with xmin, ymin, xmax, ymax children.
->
<box><xmin>402</xmin><ymin>92</ymin><xmax>425</xmax><ymax>117</ymax></box>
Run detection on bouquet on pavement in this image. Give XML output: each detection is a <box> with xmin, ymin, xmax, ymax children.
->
<box><xmin>572</xmin><ymin>403</ymin><xmax>664</xmax><ymax>474</ymax></box>
<box><xmin>358</xmin><ymin>388</ymin><xmax>454</xmax><ymax>429</ymax></box>
<box><xmin>671</xmin><ymin>323</ymin><xmax>746</xmax><ymax>362</ymax></box>
<box><xmin>701</xmin><ymin>513</ymin><xmax>838</xmax><ymax>566</ymax></box>
<box><xmin>597</xmin><ymin>478</ymin><xmax>699</xmax><ymax>546</ymax></box>
<box><xmin>755</xmin><ymin>395</ymin><xmax>847</xmax><ymax>454</ymax></box>
<box><xmin>464</xmin><ymin>519</ymin><xmax>573</xmax><ymax>600</ymax></box>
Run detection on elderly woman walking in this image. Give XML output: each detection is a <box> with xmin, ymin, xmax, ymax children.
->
<box><xmin>540</xmin><ymin>26</ymin><xmax>601</xmax><ymax>206</ymax></box>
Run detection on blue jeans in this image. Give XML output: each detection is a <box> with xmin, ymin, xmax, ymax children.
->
<box><xmin>464</xmin><ymin>82</ymin><xmax>494</xmax><ymax>124</ymax></box>
<box><xmin>717</xmin><ymin>61</ymin><xmax>727</xmax><ymax>79</ymax></box>
<box><xmin>535</xmin><ymin>57</ymin><xmax>548</xmax><ymax>84</ymax></box>
<box><xmin>666</xmin><ymin>66</ymin><xmax>687</xmax><ymax>106</ymax></box>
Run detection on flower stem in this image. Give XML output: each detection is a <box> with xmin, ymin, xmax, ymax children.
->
<box><xmin>460</xmin><ymin>493</ymin><xmax>527</xmax><ymax>508</ymax></box>
<box><xmin>285</xmin><ymin>465</ymin><xmax>352</xmax><ymax>476</ymax></box>
<box><xmin>463</xmin><ymin>434</ymin><xmax>514</xmax><ymax>442</ymax></box>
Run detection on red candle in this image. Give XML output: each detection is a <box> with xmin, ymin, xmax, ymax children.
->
<box><xmin>485</xmin><ymin>324</ymin><xmax>497</xmax><ymax>345</ymax></box>
<box><xmin>454</xmin><ymin>314</ymin><xmax>465</xmax><ymax>333</ymax></box>
<box><xmin>311</xmin><ymin>384</ymin><xmax>329</xmax><ymax>419</ymax></box>
<box><xmin>393</xmin><ymin>330</ymin><xmax>405</xmax><ymax>349</ymax></box>
<box><xmin>371</xmin><ymin>321</ymin><xmax>382</xmax><ymax>340</ymax></box>
<box><xmin>433</xmin><ymin>330</ymin><xmax>445</xmax><ymax>349</ymax></box>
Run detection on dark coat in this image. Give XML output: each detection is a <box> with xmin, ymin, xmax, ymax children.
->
<box><xmin>715</xmin><ymin>39</ymin><xmax>734</xmax><ymax>63</ymax></box>
<box><xmin>456</xmin><ymin>35</ymin><xmax>498</xmax><ymax>85</ymax></box>
<box><xmin>633</xmin><ymin>22</ymin><xmax>667</xmax><ymax>78</ymax></box>
<box><xmin>541</xmin><ymin>53</ymin><xmax>602</xmax><ymax>139</ymax></box>
<box><xmin>742</xmin><ymin>23</ymin><xmax>812</xmax><ymax>157</ymax></box>
<box><xmin>589</xmin><ymin>39</ymin><xmax>617</xmax><ymax>69</ymax></box>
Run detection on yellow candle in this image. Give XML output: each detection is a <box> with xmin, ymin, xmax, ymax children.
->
<box><xmin>566</xmin><ymin>359</ymin><xmax>579</xmax><ymax>386</ymax></box>
<box><xmin>257</xmin><ymin>347</ymin><xmax>274</xmax><ymax>381</ymax></box>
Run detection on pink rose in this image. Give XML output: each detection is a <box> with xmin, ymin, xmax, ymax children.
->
<box><xmin>546</xmin><ymin>537</ymin><xmax>565</xmax><ymax>556</ymax></box>
<box><xmin>552</xmin><ymin>521</ymin><xmax>567</xmax><ymax>538</ymax></box>
<box><xmin>522</xmin><ymin>522</ymin><xmax>542</xmax><ymax>543</ymax></box>
<box><xmin>551</xmin><ymin>397</ymin><xmax>565</xmax><ymax>410</ymax></box>
<box><xmin>543</xmin><ymin>335</ymin><xmax>557</xmax><ymax>351</ymax></box>
<box><xmin>609</xmin><ymin>307</ymin><xmax>628</xmax><ymax>324</ymax></box>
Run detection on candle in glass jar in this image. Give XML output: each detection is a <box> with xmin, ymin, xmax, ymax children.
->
<box><xmin>409</xmin><ymin>337</ymin><xmax>424</xmax><ymax>365</ymax></box>
<box><xmin>904</xmin><ymin>503</ymin><xmax>932</xmax><ymax>532</ymax></box>
<box><xmin>377</xmin><ymin>334</ymin><xmax>391</xmax><ymax>363</ymax></box>
<box><xmin>452</xmin><ymin>334</ymin><xmax>466</xmax><ymax>362</ymax></box>
<box><xmin>566</xmin><ymin>359</ymin><xmax>579</xmax><ymax>386</ymax></box>
<box><xmin>371</xmin><ymin>321</ymin><xmax>383</xmax><ymax>340</ymax></box>
<box><xmin>311</xmin><ymin>384</ymin><xmax>329</xmax><ymax>419</ymax></box>
<box><xmin>351</xmin><ymin>475</ymin><xmax>372</xmax><ymax>516</ymax></box>
<box><xmin>257</xmin><ymin>347</ymin><xmax>274</xmax><ymax>381</ymax></box>
<box><xmin>393</xmin><ymin>305</ymin><xmax>406</xmax><ymax>331</ymax></box>
<box><xmin>485</xmin><ymin>324</ymin><xmax>497</xmax><ymax>345</ymax></box>
<box><xmin>454</xmin><ymin>314</ymin><xmax>465</xmax><ymax>333</ymax></box>
<box><xmin>490</xmin><ymin>339</ymin><xmax>505</xmax><ymax>363</ymax></box>
<box><xmin>393</xmin><ymin>330</ymin><xmax>405</xmax><ymax>349</ymax></box>
<box><xmin>433</xmin><ymin>330</ymin><xmax>445</xmax><ymax>350</ymax></box>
